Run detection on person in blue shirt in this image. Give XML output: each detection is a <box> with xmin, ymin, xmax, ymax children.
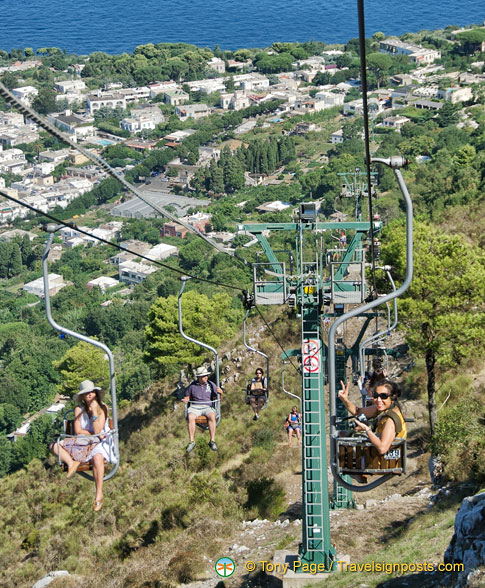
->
<box><xmin>182</xmin><ymin>366</ymin><xmax>223</xmax><ymax>453</ymax></box>
<box><xmin>286</xmin><ymin>406</ymin><xmax>302</xmax><ymax>447</ymax></box>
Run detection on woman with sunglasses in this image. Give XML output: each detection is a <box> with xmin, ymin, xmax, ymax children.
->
<box><xmin>338</xmin><ymin>379</ymin><xmax>407</xmax><ymax>465</ymax></box>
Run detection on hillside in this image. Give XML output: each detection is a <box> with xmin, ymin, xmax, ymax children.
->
<box><xmin>0</xmin><ymin>308</ymin><xmax>482</xmax><ymax>588</ymax></box>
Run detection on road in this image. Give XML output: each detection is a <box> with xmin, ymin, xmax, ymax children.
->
<box><xmin>111</xmin><ymin>180</ymin><xmax>210</xmax><ymax>218</ymax></box>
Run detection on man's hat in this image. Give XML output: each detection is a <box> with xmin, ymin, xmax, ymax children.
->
<box><xmin>195</xmin><ymin>366</ymin><xmax>211</xmax><ymax>377</ymax></box>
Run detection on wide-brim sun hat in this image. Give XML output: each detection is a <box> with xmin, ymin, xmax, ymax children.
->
<box><xmin>74</xmin><ymin>379</ymin><xmax>104</xmax><ymax>402</ymax></box>
<box><xmin>195</xmin><ymin>366</ymin><xmax>211</xmax><ymax>377</ymax></box>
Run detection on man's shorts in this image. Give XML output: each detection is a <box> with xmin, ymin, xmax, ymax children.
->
<box><xmin>187</xmin><ymin>405</ymin><xmax>216</xmax><ymax>417</ymax></box>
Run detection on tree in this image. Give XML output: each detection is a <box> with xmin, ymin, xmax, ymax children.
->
<box><xmin>0</xmin><ymin>437</ymin><xmax>12</xmax><ymax>477</ymax></box>
<box><xmin>145</xmin><ymin>290</ymin><xmax>242</xmax><ymax>375</ymax></box>
<box><xmin>436</xmin><ymin>102</ymin><xmax>460</xmax><ymax>128</ymax></box>
<box><xmin>380</xmin><ymin>222</ymin><xmax>485</xmax><ymax>438</ymax></box>
<box><xmin>366</xmin><ymin>53</ymin><xmax>392</xmax><ymax>89</ymax></box>
<box><xmin>32</xmin><ymin>87</ymin><xmax>57</xmax><ymax>114</ymax></box>
<box><xmin>0</xmin><ymin>72</ymin><xmax>18</xmax><ymax>89</ymax></box>
<box><xmin>53</xmin><ymin>341</ymin><xmax>110</xmax><ymax>398</ymax></box>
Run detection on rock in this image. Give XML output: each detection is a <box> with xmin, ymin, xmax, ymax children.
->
<box><xmin>444</xmin><ymin>492</ymin><xmax>485</xmax><ymax>586</ymax></box>
<box><xmin>365</xmin><ymin>499</ymin><xmax>377</xmax><ymax>508</ymax></box>
<box><xmin>237</xmin><ymin>545</ymin><xmax>249</xmax><ymax>553</ymax></box>
<box><xmin>356</xmin><ymin>504</ymin><xmax>364</xmax><ymax>510</ymax></box>
<box><xmin>33</xmin><ymin>571</ymin><xmax>70</xmax><ymax>588</ymax></box>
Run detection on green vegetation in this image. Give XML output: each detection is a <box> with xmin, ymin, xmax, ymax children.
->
<box><xmin>0</xmin><ymin>23</ymin><xmax>484</xmax><ymax>587</ymax></box>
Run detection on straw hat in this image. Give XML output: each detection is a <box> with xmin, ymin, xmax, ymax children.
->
<box><xmin>74</xmin><ymin>379</ymin><xmax>104</xmax><ymax>402</ymax></box>
<box><xmin>195</xmin><ymin>366</ymin><xmax>211</xmax><ymax>378</ymax></box>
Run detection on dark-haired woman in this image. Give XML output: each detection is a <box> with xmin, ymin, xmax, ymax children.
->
<box><xmin>338</xmin><ymin>379</ymin><xmax>406</xmax><ymax>465</ymax></box>
<box><xmin>248</xmin><ymin>368</ymin><xmax>267</xmax><ymax>421</ymax></box>
<box><xmin>50</xmin><ymin>380</ymin><xmax>116</xmax><ymax>511</ymax></box>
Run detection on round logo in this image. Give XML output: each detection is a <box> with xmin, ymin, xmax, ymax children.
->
<box><xmin>215</xmin><ymin>557</ymin><xmax>235</xmax><ymax>578</ymax></box>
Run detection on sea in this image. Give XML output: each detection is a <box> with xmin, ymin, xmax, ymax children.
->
<box><xmin>0</xmin><ymin>0</ymin><xmax>483</xmax><ymax>55</ymax></box>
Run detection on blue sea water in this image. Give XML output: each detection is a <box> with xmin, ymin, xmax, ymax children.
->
<box><xmin>0</xmin><ymin>0</ymin><xmax>483</xmax><ymax>55</ymax></box>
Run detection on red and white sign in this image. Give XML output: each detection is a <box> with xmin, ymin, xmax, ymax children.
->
<box><xmin>302</xmin><ymin>339</ymin><xmax>321</xmax><ymax>373</ymax></box>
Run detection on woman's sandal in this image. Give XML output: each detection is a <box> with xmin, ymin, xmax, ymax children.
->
<box><xmin>66</xmin><ymin>461</ymin><xmax>80</xmax><ymax>479</ymax></box>
<box><xmin>93</xmin><ymin>498</ymin><xmax>103</xmax><ymax>512</ymax></box>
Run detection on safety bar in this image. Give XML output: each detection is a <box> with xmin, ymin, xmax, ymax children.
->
<box><xmin>178</xmin><ymin>277</ymin><xmax>219</xmax><ymax>387</ymax></box>
<box><xmin>329</xmin><ymin>156</ymin><xmax>413</xmax><ymax>492</ymax></box>
<box><xmin>42</xmin><ymin>226</ymin><xmax>119</xmax><ymax>481</ymax></box>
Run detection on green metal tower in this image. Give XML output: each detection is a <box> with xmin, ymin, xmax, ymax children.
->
<box><xmin>242</xmin><ymin>205</ymin><xmax>377</xmax><ymax>569</ymax></box>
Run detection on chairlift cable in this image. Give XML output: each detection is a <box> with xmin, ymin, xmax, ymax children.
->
<box><xmin>0</xmin><ymin>81</ymin><xmax>232</xmax><ymax>257</ymax></box>
<box><xmin>255</xmin><ymin>306</ymin><xmax>300</xmax><ymax>374</ymax></box>
<box><xmin>357</xmin><ymin>0</ymin><xmax>379</xmax><ymax>320</ymax></box>
<box><xmin>0</xmin><ymin>188</ymin><xmax>244</xmax><ymax>292</ymax></box>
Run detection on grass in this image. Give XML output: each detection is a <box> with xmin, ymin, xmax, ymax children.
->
<box><xmin>0</xmin><ymin>313</ymin><xmax>301</xmax><ymax>587</ymax></box>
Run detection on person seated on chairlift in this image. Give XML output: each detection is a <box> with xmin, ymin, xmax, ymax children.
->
<box><xmin>358</xmin><ymin>357</ymin><xmax>387</xmax><ymax>406</ymax></box>
<box><xmin>183</xmin><ymin>366</ymin><xmax>223</xmax><ymax>453</ymax></box>
<box><xmin>248</xmin><ymin>368</ymin><xmax>267</xmax><ymax>421</ymax></box>
<box><xmin>338</xmin><ymin>378</ymin><xmax>406</xmax><ymax>475</ymax></box>
<box><xmin>285</xmin><ymin>405</ymin><xmax>302</xmax><ymax>447</ymax></box>
<box><xmin>49</xmin><ymin>380</ymin><xmax>116</xmax><ymax>512</ymax></box>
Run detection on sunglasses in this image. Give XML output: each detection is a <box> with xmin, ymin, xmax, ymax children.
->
<box><xmin>373</xmin><ymin>392</ymin><xmax>390</xmax><ymax>400</ymax></box>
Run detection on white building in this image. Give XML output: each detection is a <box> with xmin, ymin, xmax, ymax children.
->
<box><xmin>119</xmin><ymin>260</ymin><xmax>157</xmax><ymax>285</ymax></box>
<box><xmin>145</xmin><ymin>243</ymin><xmax>178</xmax><ymax>261</ymax></box>
<box><xmin>11</xmin><ymin>86</ymin><xmax>38</xmax><ymax>105</ymax></box>
<box><xmin>0</xmin><ymin>147</ymin><xmax>28</xmax><ymax>174</ymax></box>
<box><xmin>86</xmin><ymin>91</ymin><xmax>127</xmax><ymax>114</ymax></box>
<box><xmin>23</xmin><ymin>273</ymin><xmax>67</xmax><ymax>298</ymax></box>
<box><xmin>148</xmin><ymin>81</ymin><xmax>179</xmax><ymax>98</ymax></box>
<box><xmin>120</xmin><ymin>106</ymin><xmax>165</xmax><ymax>134</ymax></box>
<box><xmin>175</xmin><ymin>103</ymin><xmax>211</xmax><ymax>121</ymax></box>
<box><xmin>381</xmin><ymin>115</ymin><xmax>410</xmax><ymax>131</ymax></box>
<box><xmin>55</xmin><ymin>80</ymin><xmax>86</xmax><ymax>93</ymax></box>
<box><xmin>330</xmin><ymin>129</ymin><xmax>344</xmax><ymax>144</ymax></box>
<box><xmin>185</xmin><ymin>79</ymin><xmax>226</xmax><ymax>94</ymax></box>
<box><xmin>208</xmin><ymin>57</ymin><xmax>226</xmax><ymax>74</ymax></box>
<box><xmin>315</xmin><ymin>91</ymin><xmax>345</xmax><ymax>108</ymax></box>
<box><xmin>379</xmin><ymin>39</ymin><xmax>441</xmax><ymax>65</ymax></box>
<box><xmin>437</xmin><ymin>86</ymin><xmax>473</xmax><ymax>104</ymax></box>
<box><xmin>220</xmin><ymin>90</ymin><xmax>251</xmax><ymax>110</ymax></box>
<box><xmin>233</xmin><ymin>73</ymin><xmax>270</xmax><ymax>91</ymax></box>
<box><xmin>87</xmin><ymin>276</ymin><xmax>120</xmax><ymax>292</ymax></box>
<box><xmin>39</xmin><ymin>149</ymin><xmax>71</xmax><ymax>165</ymax></box>
<box><xmin>48</xmin><ymin>110</ymin><xmax>95</xmax><ymax>142</ymax></box>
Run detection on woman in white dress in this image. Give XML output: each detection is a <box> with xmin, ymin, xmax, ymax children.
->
<box><xmin>50</xmin><ymin>380</ymin><xmax>116</xmax><ymax>511</ymax></box>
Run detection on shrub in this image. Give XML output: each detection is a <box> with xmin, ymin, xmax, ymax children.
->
<box><xmin>252</xmin><ymin>428</ymin><xmax>275</xmax><ymax>451</ymax></box>
<box><xmin>433</xmin><ymin>396</ymin><xmax>485</xmax><ymax>483</ymax></box>
<box><xmin>167</xmin><ymin>550</ymin><xmax>203</xmax><ymax>584</ymax></box>
<box><xmin>245</xmin><ymin>476</ymin><xmax>286</xmax><ymax>519</ymax></box>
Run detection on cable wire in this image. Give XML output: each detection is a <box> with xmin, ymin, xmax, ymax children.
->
<box><xmin>255</xmin><ymin>306</ymin><xmax>300</xmax><ymax>374</ymax></box>
<box><xmin>357</xmin><ymin>0</ymin><xmax>378</xmax><ymax>304</ymax></box>
<box><xmin>0</xmin><ymin>82</ymin><xmax>296</xmax><ymax>365</ymax></box>
<box><xmin>0</xmin><ymin>81</ymin><xmax>232</xmax><ymax>256</ymax></box>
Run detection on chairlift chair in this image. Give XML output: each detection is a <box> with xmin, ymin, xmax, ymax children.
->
<box><xmin>43</xmin><ymin>225</ymin><xmax>120</xmax><ymax>482</ymax></box>
<box><xmin>328</xmin><ymin>156</ymin><xmax>413</xmax><ymax>493</ymax></box>
<box><xmin>336</xmin><ymin>436</ymin><xmax>406</xmax><ymax>478</ymax></box>
<box><xmin>56</xmin><ymin>409</ymin><xmax>116</xmax><ymax>475</ymax></box>
<box><xmin>178</xmin><ymin>277</ymin><xmax>222</xmax><ymax>431</ymax></box>
<box><xmin>242</xmin><ymin>308</ymin><xmax>269</xmax><ymax>410</ymax></box>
